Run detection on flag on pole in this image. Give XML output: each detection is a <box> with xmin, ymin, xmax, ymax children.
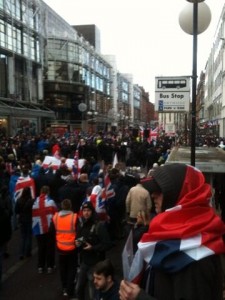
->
<box><xmin>122</xmin><ymin>229</ymin><xmax>134</xmax><ymax>279</ymax></box>
<box><xmin>73</xmin><ymin>149</ymin><xmax>79</xmax><ymax>179</ymax></box>
<box><xmin>102</xmin><ymin>173</ymin><xmax>115</xmax><ymax>201</ymax></box>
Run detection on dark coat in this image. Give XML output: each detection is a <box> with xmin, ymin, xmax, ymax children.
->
<box><xmin>94</xmin><ymin>281</ymin><xmax>120</xmax><ymax>300</ymax></box>
<box><xmin>58</xmin><ymin>180</ymin><xmax>90</xmax><ymax>213</ymax></box>
<box><xmin>139</xmin><ymin>255</ymin><xmax>223</xmax><ymax>300</ymax></box>
<box><xmin>15</xmin><ymin>195</ymin><xmax>34</xmax><ymax>224</ymax></box>
<box><xmin>76</xmin><ymin>215</ymin><xmax>112</xmax><ymax>266</ymax></box>
<box><xmin>0</xmin><ymin>188</ymin><xmax>12</xmax><ymax>246</ymax></box>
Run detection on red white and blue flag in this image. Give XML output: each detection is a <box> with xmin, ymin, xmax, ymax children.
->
<box><xmin>126</xmin><ymin>165</ymin><xmax>225</xmax><ymax>283</ymax></box>
<box><xmin>32</xmin><ymin>194</ymin><xmax>57</xmax><ymax>235</ymax></box>
<box><xmin>89</xmin><ymin>185</ymin><xmax>109</xmax><ymax>221</ymax></box>
<box><xmin>14</xmin><ymin>176</ymin><xmax>36</xmax><ymax>202</ymax></box>
<box><xmin>102</xmin><ymin>173</ymin><xmax>115</xmax><ymax>201</ymax></box>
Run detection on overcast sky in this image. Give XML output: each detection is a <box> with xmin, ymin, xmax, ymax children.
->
<box><xmin>43</xmin><ymin>0</ymin><xmax>225</xmax><ymax>101</ymax></box>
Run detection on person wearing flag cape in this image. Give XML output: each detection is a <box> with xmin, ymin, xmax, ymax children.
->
<box><xmin>120</xmin><ymin>163</ymin><xmax>225</xmax><ymax>300</ymax></box>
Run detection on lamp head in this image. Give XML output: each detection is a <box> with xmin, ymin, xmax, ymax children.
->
<box><xmin>179</xmin><ymin>2</ymin><xmax>211</xmax><ymax>35</ymax></box>
<box><xmin>186</xmin><ymin>0</ymin><xmax>205</xmax><ymax>2</ymax></box>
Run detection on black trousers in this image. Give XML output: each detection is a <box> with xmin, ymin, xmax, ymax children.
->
<box><xmin>58</xmin><ymin>250</ymin><xmax>78</xmax><ymax>297</ymax></box>
<box><xmin>35</xmin><ymin>232</ymin><xmax>55</xmax><ymax>269</ymax></box>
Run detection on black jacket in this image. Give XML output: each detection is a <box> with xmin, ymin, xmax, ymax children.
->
<box><xmin>76</xmin><ymin>215</ymin><xmax>112</xmax><ymax>266</ymax></box>
<box><xmin>94</xmin><ymin>281</ymin><xmax>120</xmax><ymax>300</ymax></box>
<box><xmin>137</xmin><ymin>255</ymin><xmax>223</xmax><ymax>300</ymax></box>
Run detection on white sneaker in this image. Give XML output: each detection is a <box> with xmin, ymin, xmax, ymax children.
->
<box><xmin>62</xmin><ymin>289</ymin><xmax>68</xmax><ymax>297</ymax></box>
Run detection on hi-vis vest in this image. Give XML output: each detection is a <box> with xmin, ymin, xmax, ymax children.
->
<box><xmin>53</xmin><ymin>212</ymin><xmax>77</xmax><ymax>251</ymax></box>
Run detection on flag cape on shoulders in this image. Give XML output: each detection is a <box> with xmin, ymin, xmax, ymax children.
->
<box><xmin>128</xmin><ymin>165</ymin><xmax>225</xmax><ymax>283</ymax></box>
<box><xmin>14</xmin><ymin>176</ymin><xmax>36</xmax><ymax>202</ymax></box>
<box><xmin>32</xmin><ymin>194</ymin><xmax>57</xmax><ymax>235</ymax></box>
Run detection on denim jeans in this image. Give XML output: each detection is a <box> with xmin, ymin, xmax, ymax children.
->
<box><xmin>75</xmin><ymin>262</ymin><xmax>94</xmax><ymax>300</ymax></box>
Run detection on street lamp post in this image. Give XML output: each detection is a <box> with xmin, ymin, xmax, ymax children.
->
<box><xmin>87</xmin><ymin>110</ymin><xmax>98</xmax><ymax>132</ymax></box>
<box><xmin>179</xmin><ymin>0</ymin><xmax>211</xmax><ymax>166</ymax></box>
<box><xmin>78</xmin><ymin>103</ymin><xmax>87</xmax><ymax>132</ymax></box>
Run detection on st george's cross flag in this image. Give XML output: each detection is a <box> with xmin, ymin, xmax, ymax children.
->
<box><xmin>126</xmin><ymin>165</ymin><xmax>225</xmax><ymax>283</ymax></box>
<box><xmin>32</xmin><ymin>194</ymin><xmax>57</xmax><ymax>235</ymax></box>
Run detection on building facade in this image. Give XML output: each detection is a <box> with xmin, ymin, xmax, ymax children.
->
<box><xmin>0</xmin><ymin>0</ymin><xmax>153</xmax><ymax>136</ymax></box>
<box><xmin>0</xmin><ymin>0</ymin><xmax>54</xmax><ymax>136</ymax></box>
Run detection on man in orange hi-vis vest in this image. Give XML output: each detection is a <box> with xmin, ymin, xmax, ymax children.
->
<box><xmin>52</xmin><ymin>199</ymin><xmax>78</xmax><ymax>298</ymax></box>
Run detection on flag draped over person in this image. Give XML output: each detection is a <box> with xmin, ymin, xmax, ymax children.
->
<box><xmin>32</xmin><ymin>193</ymin><xmax>57</xmax><ymax>235</ymax></box>
<box><xmin>127</xmin><ymin>164</ymin><xmax>225</xmax><ymax>283</ymax></box>
<box><xmin>14</xmin><ymin>176</ymin><xmax>36</xmax><ymax>202</ymax></box>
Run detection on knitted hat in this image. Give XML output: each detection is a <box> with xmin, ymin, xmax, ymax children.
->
<box><xmin>145</xmin><ymin>163</ymin><xmax>187</xmax><ymax>211</ymax></box>
<box><xmin>82</xmin><ymin>201</ymin><xmax>95</xmax><ymax>212</ymax></box>
<box><xmin>141</xmin><ymin>177</ymin><xmax>161</xmax><ymax>194</ymax></box>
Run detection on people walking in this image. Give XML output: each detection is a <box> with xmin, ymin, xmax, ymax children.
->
<box><xmin>32</xmin><ymin>185</ymin><xmax>57</xmax><ymax>274</ymax></box>
<box><xmin>75</xmin><ymin>202</ymin><xmax>112</xmax><ymax>300</ymax></box>
<box><xmin>52</xmin><ymin>198</ymin><xmax>78</xmax><ymax>298</ymax></box>
<box><xmin>15</xmin><ymin>187</ymin><xmax>34</xmax><ymax>259</ymax></box>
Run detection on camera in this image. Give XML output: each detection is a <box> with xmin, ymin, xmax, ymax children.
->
<box><xmin>76</xmin><ymin>237</ymin><xmax>87</xmax><ymax>247</ymax></box>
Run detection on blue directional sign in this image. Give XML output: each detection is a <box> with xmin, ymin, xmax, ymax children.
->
<box><xmin>158</xmin><ymin>100</ymin><xmax>164</xmax><ymax>111</ymax></box>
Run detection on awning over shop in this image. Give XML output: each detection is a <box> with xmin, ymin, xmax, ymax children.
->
<box><xmin>0</xmin><ymin>98</ymin><xmax>55</xmax><ymax>118</ymax></box>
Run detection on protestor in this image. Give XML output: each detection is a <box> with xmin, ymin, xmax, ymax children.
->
<box><xmin>106</xmin><ymin>168</ymin><xmax>127</xmax><ymax>240</ymax></box>
<box><xmin>89</xmin><ymin>178</ymin><xmax>109</xmax><ymax>222</ymax></box>
<box><xmin>93</xmin><ymin>259</ymin><xmax>120</xmax><ymax>300</ymax></box>
<box><xmin>125</xmin><ymin>174</ymin><xmax>151</xmax><ymax>230</ymax></box>
<box><xmin>32</xmin><ymin>185</ymin><xmax>57</xmax><ymax>274</ymax></box>
<box><xmin>15</xmin><ymin>187</ymin><xmax>34</xmax><ymax>259</ymax></box>
<box><xmin>147</xmin><ymin>163</ymin><xmax>159</xmax><ymax>177</ymax></box>
<box><xmin>0</xmin><ymin>185</ymin><xmax>12</xmax><ymax>289</ymax></box>
<box><xmin>75</xmin><ymin>202</ymin><xmax>112</xmax><ymax>300</ymax></box>
<box><xmin>52</xmin><ymin>199</ymin><xmax>78</xmax><ymax>298</ymax></box>
<box><xmin>14</xmin><ymin>168</ymin><xmax>35</xmax><ymax>202</ymax></box>
<box><xmin>120</xmin><ymin>163</ymin><xmax>225</xmax><ymax>300</ymax></box>
<box><xmin>58</xmin><ymin>173</ymin><xmax>90</xmax><ymax>213</ymax></box>
<box><xmin>9</xmin><ymin>167</ymin><xmax>21</xmax><ymax>230</ymax></box>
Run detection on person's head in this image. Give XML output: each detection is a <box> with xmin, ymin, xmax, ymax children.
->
<box><xmin>93</xmin><ymin>259</ymin><xmax>115</xmax><ymax>292</ymax></box>
<box><xmin>40</xmin><ymin>185</ymin><xmax>50</xmax><ymax>195</ymax></box>
<box><xmin>61</xmin><ymin>198</ymin><xmax>72</xmax><ymax>211</ymax></box>
<box><xmin>79</xmin><ymin>173</ymin><xmax>89</xmax><ymax>183</ymax></box>
<box><xmin>81</xmin><ymin>201</ymin><xmax>95</xmax><ymax>220</ymax></box>
<box><xmin>146</xmin><ymin>163</ymin><xmax>206</xmax><ymax>213</ymax></box>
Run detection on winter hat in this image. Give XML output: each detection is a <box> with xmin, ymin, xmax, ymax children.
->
<box><xmin>82</xmin><ymin>201</ymin><xmax>95</xmax><ymax>212</ymax></box>
<box><xmin>146</xmin><ymin>163</ymin><xmax>187</xmax><ymax>211</ymax></box>
<box><xmin>141</xmin><ymin>177</ymin><xmax>161</xmax><ymax>194</ymax></box>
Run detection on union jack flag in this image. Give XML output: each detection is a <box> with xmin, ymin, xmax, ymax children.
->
<box><xmin>126</xmin><ymin>165</ymin><xmax>225</xmax><ymax>284</ymax></box>
<box><xmin>14</xmin><ymin>176</ymin><xmax>36</xmax><ymax>202</ymax></box>
<box><xmin>32</xmin><ymin>194</ymin><xmax>57</xmax><ymax>235</ymax></box>
<box><xmin>102</xmin><ymin>173</ymin><xmax>115</xmax><ymax>201</ymax></box>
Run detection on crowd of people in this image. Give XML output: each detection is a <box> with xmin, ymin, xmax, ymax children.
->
<box><xmin>0</xmin><ymin>130</ymin><xmax>225</xmax><ymax>299</ymax></box>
